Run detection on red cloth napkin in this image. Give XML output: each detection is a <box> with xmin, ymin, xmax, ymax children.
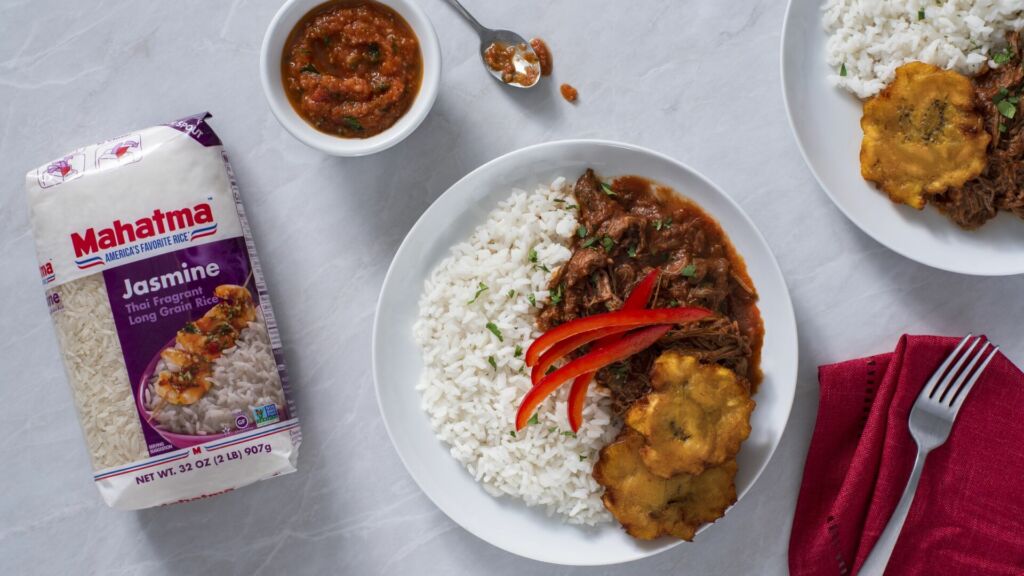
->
<box><xmin>790</xmin><ymin>335</ymin><xmax>1024</xmax><ymax>576</ymax></box>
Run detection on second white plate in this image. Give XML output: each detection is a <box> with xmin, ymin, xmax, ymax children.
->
<box><xmin>782</xmin><ymin>0</ymin><xmax>1024</xmax><ymax>276</ymax></box>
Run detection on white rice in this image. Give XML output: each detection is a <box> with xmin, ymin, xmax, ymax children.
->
<box><xmin>414</xmin><ymin>178</ymin><xmax>620</xmax><ymax>525</ymax></box>
<box><xmin>51</xmin><ymin>275</ymin><xmax>148</xmax><ymax>469</ymax></box>
<box><xmin>823</xmin><ymin>0</ymin><xmax>1024</xmax><ymax>98</ymax></box>
<box><xmin>146</xmin><ymin>310</ymin><xmax>285</xmax><ymax>436</ymax></box>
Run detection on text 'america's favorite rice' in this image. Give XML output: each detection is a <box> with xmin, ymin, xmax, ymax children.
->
<box><xmin>26</xmin><ymin>113</ymin><xmax>301</xmax><ymax>509</ymax></box>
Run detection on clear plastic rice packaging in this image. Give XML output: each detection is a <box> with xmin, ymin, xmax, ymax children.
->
<box><xmin>26</xmin><ymin>113</ymin><xmax>300</xmax><ymax>509</ymax></box>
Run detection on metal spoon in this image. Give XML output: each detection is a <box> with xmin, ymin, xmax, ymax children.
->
<box><xmin>442</xmin><ymin>0</ymin><xmax>541</xmax><ymax>88</ymax></box>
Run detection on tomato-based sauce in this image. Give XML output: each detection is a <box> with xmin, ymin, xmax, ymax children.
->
<box><xmin>282</xmin><ymin>0</ymin><xmax>423</xmax><ymax>138</ymax></box>
<box><xmin>560</xmin><ymin>83</ymin><xmax>578</xmax><ymax>103</ymax></box>
<box><xmin>483</xmin><ymin>41</ymin><xmax>540</xmax><ymax>86</ymax></box>
<box><xmin>529</xmin><ymin>38</ymin><xmax>552</xmax><ymax>76</ymax></box>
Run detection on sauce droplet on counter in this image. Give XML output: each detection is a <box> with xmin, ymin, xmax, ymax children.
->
<box><xmin>560</xmin><ymin>83</ymin><xmax>579</xmax><ymax>103</ymax></box>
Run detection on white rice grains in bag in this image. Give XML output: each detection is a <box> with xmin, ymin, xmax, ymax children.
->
<box><xmin>26</xmin><ymin>113</ymin><xmax>300</xmax><ymax>509</ymax></box>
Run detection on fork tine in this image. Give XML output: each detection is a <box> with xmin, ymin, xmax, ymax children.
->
<box><xmin>925</xmin><ymin>334</ymin><xmax>973</xmax><ymax>398</ymax></box>
<box><xmin>931</xmin><ymin>336</ymin><xmax>980</xmax><ymax>400</ymax></box>
<box><xmin>949</xmin><ymin>345</ymin><xmax>999</xmax><ymax>412</ymax></box>
<box><xmin>939</xmin><ymin>341</ymin><xmax>989</xmax><ymax>404</ymax></box>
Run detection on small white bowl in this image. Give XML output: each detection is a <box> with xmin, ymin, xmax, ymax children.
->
<box><xmin>260</xmin><ymin>0</ymin><xmax>441</xmax><ymax>156</ymax></box>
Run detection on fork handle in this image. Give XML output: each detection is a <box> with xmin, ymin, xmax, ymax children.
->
<box><xmin>859</xmin><ymin>449</ymin><xmax>928</xmax><ymax>575</ymax></box>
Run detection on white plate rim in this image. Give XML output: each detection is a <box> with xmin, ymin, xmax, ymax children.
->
<box><xmin>780</xmin><ymin>0</ymin><xmax>1024</xmax><ymax>277</ymax></box>
<box><xmin>372</xmin><ymin>139</ymin><xmax>799</xmax><ymax>565</ymax></box>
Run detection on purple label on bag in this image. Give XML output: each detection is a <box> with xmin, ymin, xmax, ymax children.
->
<box><xmin>102</xmin><ymin>237</ymin><xmax>289</xmax><ymax>456</ymax></box>
<box><xmin>165</xmin><ymin>112</ymin><xmax>222</xmax><ymax>148</ymax></box>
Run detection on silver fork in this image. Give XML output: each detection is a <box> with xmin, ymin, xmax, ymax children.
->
<box><xmin>859</xmin><ymin>335</ymin><xmax>999</xmax><ymax>575</ymax></box>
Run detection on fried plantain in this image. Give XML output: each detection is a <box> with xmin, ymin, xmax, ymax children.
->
<box><xmin>860</xmin><ymin>61</ymin><xmax>990</xmax><ymax>209</ymax></box>
<box><xmin>625</xmin><ymin>352</ymin><xmax>753</xmax><ymax>478</ymax></box>
<box><xmin>593</xmin><ymin>429</ymin><xmax>737</xmax><ymax>541</ymax></box>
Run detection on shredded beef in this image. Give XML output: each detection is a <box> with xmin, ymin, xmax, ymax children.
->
<box><xmin>932</xmin><ymin>32</ymin><xmax>1024</xmax><ymax>229</ymax></box>
<box><xmin>538</xmin><ymin>169</ymin><xmax>763</xmax><ymax>415</ymax></box>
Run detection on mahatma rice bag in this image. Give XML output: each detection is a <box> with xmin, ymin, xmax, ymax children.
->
<box><xmin>26</xmin><ymin>113</ymin><xmax>300</xmax><ymax>509</ymax></box>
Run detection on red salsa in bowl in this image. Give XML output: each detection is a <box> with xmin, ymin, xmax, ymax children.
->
<box><xmin>282</xmin><ymin>0</ymin><xmax>423</xmax><ymax>138</ymax></box>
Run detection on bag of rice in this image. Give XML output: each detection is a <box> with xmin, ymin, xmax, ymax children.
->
<box><xmin>26</xmin><ymin>113</ymin><xmax>300</xmax><ymax>509</ymax></box>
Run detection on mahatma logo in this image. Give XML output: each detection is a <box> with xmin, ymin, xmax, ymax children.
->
<box><xmin>39</xmin><ymin>261</ymin><xmax>56</xmax><ymax>285</ymax></box>
<box><xmin>189</xmin><ymin>222</ymin><xmax>218</xmax><ymax>242</ymax></box>
<box><xmin>70</xmin><ymin>202</ymin><xmax>216</xmax><ymax>268</ymax></box>
<box><xmin>74</xmin><ymin>255</ymin><xmax>105</xmax><ymax>270</ymax></box>
<box><xmin>38</xmin><ymin>153</ymin><xmax>86</xmax><ymax>189</ymax></box>
<box><xmin>96</xmin><ymin>134</ymin><xmax>142</xmax><ymax>169</ymax></box>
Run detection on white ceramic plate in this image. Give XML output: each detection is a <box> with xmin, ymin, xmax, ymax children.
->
<box><xmin>781</xmin><ymin>0</ymin><xmax>1024</xmax><ymax>276</ymax></box>
<box><xmin>372</xmin><ymin>140</ymin><xmax>798</xmax><ymax>565</ymax></box>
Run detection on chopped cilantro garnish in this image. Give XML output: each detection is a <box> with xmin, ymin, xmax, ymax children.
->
<box><xmin>993</xmin><ymin>48</ymin><xmax>1012</xmax><ymax>65</ymax></box>
<box><xmin>548</xmin><ymin>426</ymin><xmax>557</xmax><ymax>433</ymax></box>
<box><xmin>627</xmin><ymin>245</ymin><xmax>638</xmax><ymax>258</ymax></box>
<box><xmin>669</xmin><ymin>299</ymin><xmax>681</xmax><ymax>307</ymax></box>
<box><xmin>507</xmin><ymin>289</ymin><xmax>516</xmax><ymax>299</ymax></box>
<box><xmin>600</xmin><ymin>182</ymin><xmax>618</xmax><ymax>196</ymax></box>
<box><xmin>527</xmin><ymin>413</ymin><xmax>539</xmax><ymax>426</ymax></box>
<box><xmin>342</xmin><ymin>116</ymin><xmax>364</xmax><ymax>131</ymax></box>
<box><xmin>528</xmin><ymin>294</ymin><xmax>537</xmax><ymax>307</ymax></box>
<box><xmin>561</xmin><ymin>430</ymin><xmax>576</xmax><ymax>438</ymax></box>
<box><xmin>553</xmin><ymin>198</ymin><xmax>565</xmax><ymax>204</ymax></box>
<box><xmin>486</xmin><ymin>321</ymin><xmax>504</xmax><ymax>341</ymax></box>
<box><xmin>602</xmin><ymin>236</ymin><xmax>615</xmax><ymax>253</ymax></box>
<box><xmin>546</xmin><ymin>366</ymin><xmax>556</xmax><ymax>375</ymax></box>
<box><xmin>565</xmin><ymin>204</ymin><xmax>578</xmax><ymax>210</ymax></box>
<box><xmin>551</xmin><ymin>283</ymin><xmax>564</xmax><ymax>305</ymax></box>
<box><xmin>582</xmin><ymin>237</ymin><xmax>598</xmax><ymax>248</ymax></box>
<box><xmin>467</xmin><ymin>282</ymin><xmax>489</xmax><ymax>304</ymax></box>
<box><xmin>514</xmin><ymin>345</ymin><xmax>523</xmax><ymax>358</ymax></box>
<box><xmin>367</xmin><ymin>43</ymin><xmax>381</xmax><ymax>62</ymax></box>
<box><xmin>917</xmin><ymin>8</ymin><xmax>925</xmax><ymax>20</ymax></box>
<box><xmin>535</xmin><ymin>263</ymin><xmax>551</xmax><ymax>273</ymax></box>
<box><xmin>487</xmin><ymin>355</ymin><xmax>497</xmax><ymax>370</ymax></box>
<box><xmin>839</xmin><ymin>62</ymin><xmax>847</xmax><ymax>77</ymax></box>
<box><xmin>510</xmin><ymin>430</ymin><xmax>516</xmax><ymax>438</ymax></box>
<box><xmin>579</xmin><ymin>455</ymin><xmax>587</xmax><ymax>461</ymax></box>
<box><xmin>681</xmin><ymin>263</ymin><xmax>697</xmax><ymax>277</ymax></box>
<box><xmin>999</xmin><ymin>123</ymin><xmax>1008</xmax><ymax>133</ymax></box>
<box><xmin>994</xmin><ymin>88</ymin><xmax>1010</xmax><ymax>103</ymax></box>
<box><xmin>577</xmin><ymin>225</ymin><xmax>588</xmax><ymax>238</ymax></box>
<box><xmin>612</xmin><ymin>363</ymin><xmax>630</xmax><ymax>378</ymax></box>
<box><xmin>997</xmin><ymin>99</ymin><xmax>1017</xmax><ymax>120</ymax></box>
<box><xmin>528</xmin><ymin>248</ymin><xmax>538</xmax><ymax>263</ymax></box>
<box><xmin>653</xmin><ymin>220</ymin><xmax>663</xmax><ymax>231</ymax></box>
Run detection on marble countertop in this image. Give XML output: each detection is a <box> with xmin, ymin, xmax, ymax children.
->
<box><xmin>3</xmin><ymin>1</ymin><xmax>1022</xmax><ymax>574</ymax></box>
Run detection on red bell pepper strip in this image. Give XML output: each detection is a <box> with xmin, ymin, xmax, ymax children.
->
<box><xmin>516</xmin><ymin>324</ymin><xmax>671</xmax><ymax>430</ymax></box>
<box><xmin>566</xmin><ymin>268</ymin><xmax>661</xmax><ymax>431</ymax></box>
<box><xmin>525</xmin><ymin>306</ymin><xmax>710</xmax><ymax>367</ymax></box>
<box><xmin>566</xmin><ymin>372</ymin><xmax>592</xmax><ymax>433</ymax></box>
<box><xmin>623</xmin><ymin>267</ymin><xmax>661</xmax><ymax>310</ymax></box>
<box><xmin>531</xmin><ymin>326</ymin><xmax>635</xmax><ymax>384</ymax></box>
<box><xmin>533</xmin><ymin>268</ymin><xmax>663</xmax><ymax>385</ymax></box>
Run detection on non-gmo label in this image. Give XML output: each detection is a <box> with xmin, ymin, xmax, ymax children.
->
<box><xmin>252</xmin><ymin>404</ymin><xmax>280</xmax><ymax>427</ymax></box>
